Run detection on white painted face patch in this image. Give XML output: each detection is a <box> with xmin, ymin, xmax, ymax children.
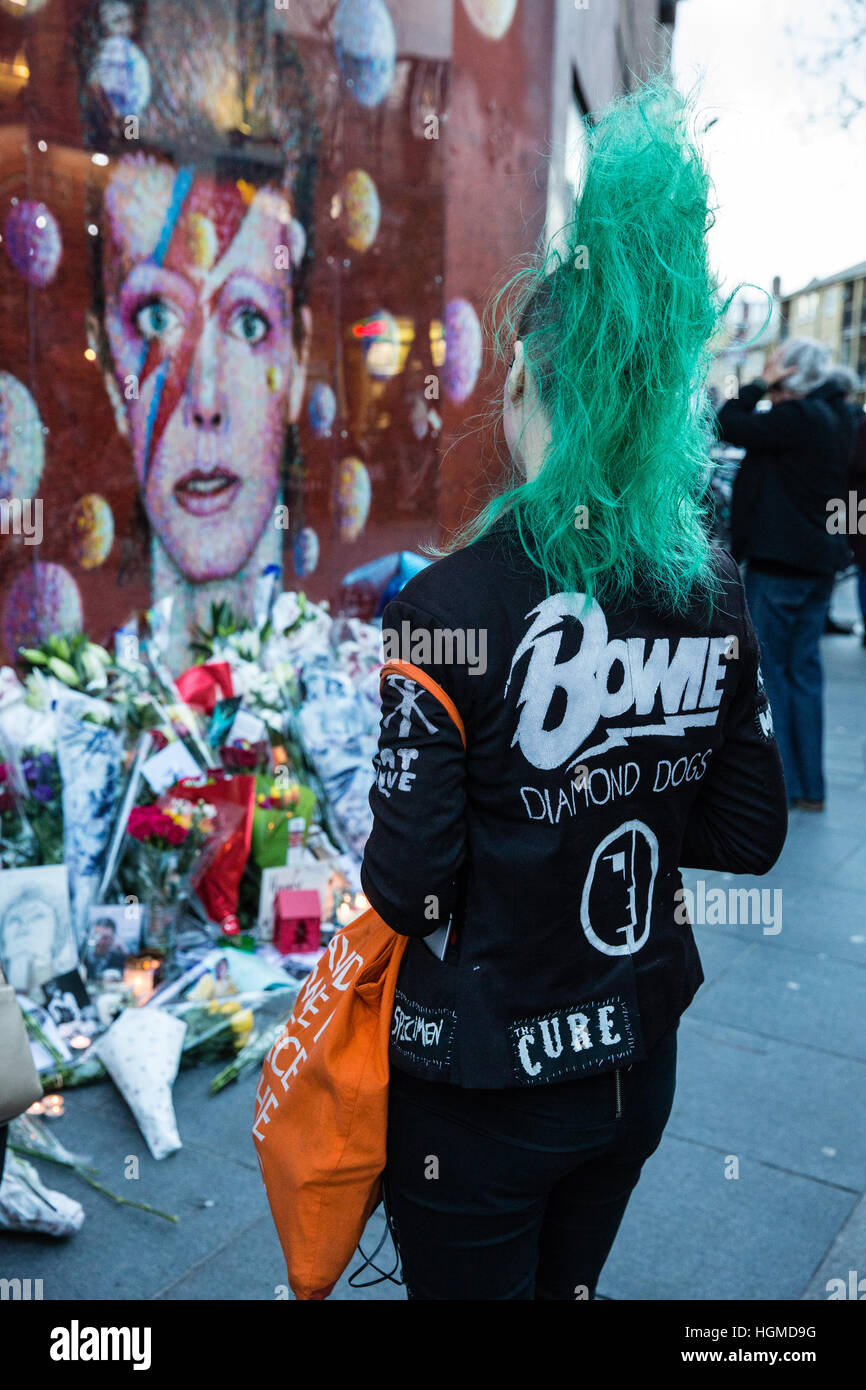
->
<box><xmin>580</xmin><ymin>819</ymin><xmax>659</xmax><ymax>957</ymax></box>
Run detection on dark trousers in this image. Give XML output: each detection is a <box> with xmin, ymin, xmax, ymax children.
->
<box><xmin>744</xmin><ymin>567</ymin><xmax>833</xmax><ymax>803</ymax></box>
<box><xmin>384</xmin><ymin>1024</ymin><xmax>677</xmax><ymax>1300</ymax></box>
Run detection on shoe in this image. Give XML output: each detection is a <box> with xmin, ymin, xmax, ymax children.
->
<box><xmin>824</xmin><ymin>617</ymin><xmax>854</xmax><ymax>635</ymax></box>
<box><xmin>792</xmin><ymin>798</ymin><xmax>825</xmax><ymax>812</ymax></box>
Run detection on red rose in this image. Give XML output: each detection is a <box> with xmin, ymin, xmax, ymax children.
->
<box><xmin>128</xmin><ymin>805</ymin><xmax>163</xmax><ymax>840</ymax></box>
<box><xmin>128</xmin><ymin>805</ymin><xmax>188</xmax><ymax>845</ymax></box>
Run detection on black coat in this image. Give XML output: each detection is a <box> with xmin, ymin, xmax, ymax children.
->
<box><xmin>849</xmin><ymin>415</ymin><xmax>866</xmax><ymax>570</ymax></box>
<box><xmin>361</xmin><ymin>520</ymin><xmax>788</xmax><ymax>1088</ymax></box>
<box><xmin>717</xmin><ymin>380</ymin><xmax>854</xmax><ymax>576</ymax></box>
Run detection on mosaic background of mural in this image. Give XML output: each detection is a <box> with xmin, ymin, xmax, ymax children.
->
<box><xmin>0</xmin><ymin>0</ymin><xmax>667</xmax><ymax>671</ymax></box>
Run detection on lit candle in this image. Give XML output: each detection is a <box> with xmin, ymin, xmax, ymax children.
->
<box><xmin>26</xmin><ymin>1100</ymin><xmax>45</xmax><ymax>1116</ymax></box>
<box><xmin>69</xmin><ymin>1033</ymin><xmax>91</xmax><ymax>1050</ymax></box>
<box><xmin>353</xmin><ymin>894</ymin><xmax>370</xmax><ymax>913</ymax></box>
<box><xmin>41</xmin><ymin>1093</ymin><xmax>65</xmax><ymax>1117</ymax></box>
<box><xmin>336</xmin><ymin>901</ymin><xmax>353</xmax><ymax>927</ymax></box>
<box><xmin>123</xmin><ymin>956</ymin><xmax>160</xmax><ymax>1003</ymax></box>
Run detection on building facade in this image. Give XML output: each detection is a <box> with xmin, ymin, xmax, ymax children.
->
<box><xmin>0</xmin><ymin>0</ymin><xmax>676</xmax><ymax>669</ymax></box>
<box><xmin>780</xmin><ymin>262</ymin><xmax>866</xmax><ymax>379</ymax></box>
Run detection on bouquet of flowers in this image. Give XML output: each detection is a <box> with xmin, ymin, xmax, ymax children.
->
<box><xmin>121</xmin><ymin>797</ymin><xmax>218</xmax><ymax>959</ymax></box>
<box><xmin>18</xmin><ymin>748</ymin><xmax>65</xmax><ymax>864</ymax></box>
<box><xmin>0</xmin><ymin>756</ymin><xmax>38</xmax><ymax>867</ymax></box>
<box><xmin>250</xmin><ymin>773</ymin><xmax>316</xmax><ymax>868</ymax></box>
<box><xmin>18</xmin><ymin>633</ymin><xmax>114</xmax><ymax>694</ymax></box>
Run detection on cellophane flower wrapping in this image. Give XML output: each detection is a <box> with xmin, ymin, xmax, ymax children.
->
<box><xmin>114</xmin><ymin>786</ymin><xmax>241</xmax><ymax>949</ymax></box>
<box><xmin>0</xmin><ymin>736</ymin><xmax>39</xmax><ymax>867</ymax></box>
<box><xmin>155</xmin><ymin>776</ymin><xmax>253</xmax><ymax>931</ymax></box>
<box><xmin>250</xmin><ymin>774</ymin><xmax>316</xmax><ymax>868</ymax></box>
<box><xmin>55</xmin><ymin>689</ymin><xmax>124</xmax><ymax>947</ymax></box>
<box><xmin>94</xmin><ymin>1006</ymin><xmax>187</xmax><ymax>1160</ymax></box>
<box><xmin>0</xmin><ymin>1152</ymin><xmax>85</xmax><ymax>1236</ymax></box>
<box><xmin>0</xmin><ymin>676</ymin><xmax>64</xmax><ymax>864</ymax></box>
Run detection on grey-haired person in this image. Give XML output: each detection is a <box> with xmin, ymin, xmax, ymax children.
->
<box><xmin>717</xmin><ymin>337</ymin><xmax>856</xmax><ymax>810</ymax></box>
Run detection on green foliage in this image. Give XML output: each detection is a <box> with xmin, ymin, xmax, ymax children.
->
<box><xmin>189</xmin><ymin>601</ymin><xmax>246</xmax><ymax>662</ymax></box>
<box><xmin>18</xmin><ymin>633</ymin><xmax>114</xmax><ymax>692</ymax></box>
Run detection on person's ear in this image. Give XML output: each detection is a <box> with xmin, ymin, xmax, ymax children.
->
<box><xmin>287</xmin><ymin>304</ymin><xmax>313</xmax><ymax>423</ymax></box>
<box><xmin>508</xmin><ymin>339</ymin><xmax>526</xmax><ymax>406</ymax></box>
<box><xmin>87</xmin><ymin>310</ymin><xmax>129</xmax><ymax>440</ymax></box>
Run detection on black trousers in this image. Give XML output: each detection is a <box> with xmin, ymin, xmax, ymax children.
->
<box><xmin>384</xmin><ymin>1023</ymin><xmax>678</xmax><ymax>1300</ymax></box>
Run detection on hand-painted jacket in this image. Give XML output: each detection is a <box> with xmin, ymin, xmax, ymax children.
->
<box><xmin>361</xmin><ymin>518</ymin><xmax>788</xmax><ymax>1088</ymax></box>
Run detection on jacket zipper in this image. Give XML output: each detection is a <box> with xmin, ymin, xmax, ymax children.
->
<box><xmin>614</xmin><ymin>1068</ymin><xmax>622</xmax><ymax>1120</ymax></box>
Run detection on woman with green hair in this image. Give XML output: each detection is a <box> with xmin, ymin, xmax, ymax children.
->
<box><xmin>361</xmin><ymin>78</ymin><xmax>788</xmax><ymax>1300</ymax></box>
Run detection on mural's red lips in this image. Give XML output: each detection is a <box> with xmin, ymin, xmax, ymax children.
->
<box><xmin>174</xmin><ymin>468</ymin><xmax>240</xmax><ymax>517</ymax></box>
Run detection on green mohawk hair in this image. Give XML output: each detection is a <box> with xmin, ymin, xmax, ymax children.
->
<box><xmin>442</xmin><ymin>76</ymin><xmax>727</xmax><ymax>614</ymax></box>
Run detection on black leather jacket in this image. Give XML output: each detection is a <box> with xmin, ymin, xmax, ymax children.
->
<box><xmin>361</xmin><ymin>519</ymin><xmax>788</xmax><ymax>1088</ymax></box>
<box><xmin>718</xmin><ymin>379</ymin><xmax>854</xmax><ymax>577</ymax></box>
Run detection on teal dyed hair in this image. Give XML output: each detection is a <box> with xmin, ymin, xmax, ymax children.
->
<box><xmin>438</xmin><ymin>77</ymin><xmax>729</xmax><ymax>614</ymax></box>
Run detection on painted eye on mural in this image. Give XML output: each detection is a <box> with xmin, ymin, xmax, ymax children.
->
<box><xmin>133</xmin><ymin>297</ymin><xmax>182</xmax><ymax>343</ymax></box>
<box><xmin>228</xmin><ymin>304</ymin><xmax>271</xmax><ymax>346</ymax></box>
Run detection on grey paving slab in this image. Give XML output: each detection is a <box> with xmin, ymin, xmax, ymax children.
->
<box><xmin>668</xmin><ymin>1016</ymin><xmax>865</xmax><ymax>1189</ymax></box>
<box><xmin>828</xmin><ymin>842</ymin><xmax>866</xmax><ymax>894</ymax></box>
<box><xmin>0</xmin><ymin>1061</ymin><xmax>270</xmax><ymax>1301</ymax></box>
<box><xmin>156</xmin><ymin>1208</ymin><xmax>405</xmax><ymax>1301</ymax></box>
<box><xmin>688</xmin><ymin>940</ymin><xmax>866</xmax><ymax>1061</ymax></box>
<box><xmin>800</xmin><ymin>1194</ymin><xmax>866</xmax><ymax>1301</ymax></box>
<box><xmin>688</xmin><ymin>887</ymin><xmax>866</xmax><ymax>965</ymax></box>
<box><xmin>683</xmin><ymin>925</ymin><xmax>756</xmax><ymax>986</ymax></box>
<box><xmin>776</xmin><ymin>826</ymin><xmax>866</xmax><ymax>883</ymax></box>
<box><xmin>597</xmin><ymin>1133</ymin><xmax>857</xmax><ymax>1301</ymax></box>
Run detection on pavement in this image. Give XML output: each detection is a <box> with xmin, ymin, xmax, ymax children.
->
<box><xmin>1</xmin><ymin>579</ymin><xmax>863</xmax><ymax>1303</ymax></box>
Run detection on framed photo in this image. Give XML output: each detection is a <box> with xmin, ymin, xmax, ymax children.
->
<box><xmin>41</xmin><ymin>967</ymin><xmax>97</xmax><ymax>1033</ymax></box>
<box><xmin>0</xmin><ymin>864</ymin><xmax>77</xmax><ymax>994</ymax></box>
<box><xmin>83</xmin><ymin>902</ymin><xmax>148</xmax><ymax>979</ymax></box>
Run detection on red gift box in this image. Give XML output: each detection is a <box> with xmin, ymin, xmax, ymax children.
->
<box><xmin>273</xmin><ymin>889</ymin><xmax>321</xmax><ymax>954</ymax></box>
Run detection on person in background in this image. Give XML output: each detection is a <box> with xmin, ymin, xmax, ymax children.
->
<box><xmin>849</xmin><ymin>408</ymin><xmax>866</xmax><ymax>647</ymax></box>
<box><xmin>822</xmin><ymin>366</ymin><xmax>862</xmax><ymax>635</ymax></box>
<box><xmin>717</xmin><ymin>339</ymin><xmax>855</xmax><ymax>811</ymax></box>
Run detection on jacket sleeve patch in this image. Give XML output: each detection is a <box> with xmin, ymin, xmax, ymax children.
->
<box><xmin>390</xmin><ymin>990</ymin><xmax>456</xmax><ymax>1071</ymax></box>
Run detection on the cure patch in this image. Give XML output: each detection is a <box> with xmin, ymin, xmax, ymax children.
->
<box><xmin>390</xmin><ymin>990</ymin><xmax>456</xmax><ymax>1071</ymax></box>
<box><xmin>509</xmin><ymin>994</ymin><xmax>639</xmax><ymax>1084</ymax></box>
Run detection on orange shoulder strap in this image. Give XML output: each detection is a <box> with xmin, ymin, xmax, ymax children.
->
<box><xmin>379</xmin><ymin>659</ymin><xmax>466</xmax><ymax>749</ymax></box>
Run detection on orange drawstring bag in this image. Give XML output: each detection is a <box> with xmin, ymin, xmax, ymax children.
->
<box><xmin>252</xmin><ymin>660</ymin><xmax>466</xmax><ymax>1301</ymax></box>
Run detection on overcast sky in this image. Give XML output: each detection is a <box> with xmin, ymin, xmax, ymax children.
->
<box><xmin>673</xmin><ymin>0</ymin><xmax>866</xmax><ymax>301</ymax></box>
